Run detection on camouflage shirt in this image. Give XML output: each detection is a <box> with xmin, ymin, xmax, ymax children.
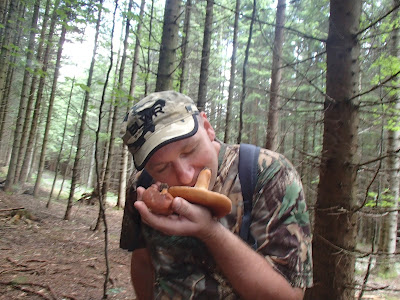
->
<box><xmin>120</xmin><ymin>143</ymin><xmax>313</xmax><ymax>299</ymax></box>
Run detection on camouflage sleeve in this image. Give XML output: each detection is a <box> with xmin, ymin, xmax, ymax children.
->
<box><xmin>119</xmin><ymin>172</ymin><xmax>147</xmax><ymax>251</ymax></box>
<box><xmin>251</xmin><ymin>149</ymin><xmax>313</xmax><ymax>288</ymax></box>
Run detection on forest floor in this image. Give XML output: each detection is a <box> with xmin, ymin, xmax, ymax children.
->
<box><xmin>0</xmin><ymin>188</ymin><xmax>400</xmax><ymax>300</ymax></box>
<box><xmin>0</xmin><ymin>188</ymin><xmax>134</xmax><ymax>300</ymax></box>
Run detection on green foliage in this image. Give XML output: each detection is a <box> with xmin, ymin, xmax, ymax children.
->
<box><xmin>370</xmin><ymin>55</ymin><xmax>400</xmax><ymax>85</ymax></box>
<box><xmin>365</xmin><ymin>190</ymin><xmax>397</xmax><ymax>208</ymax></box>
<box><xmin>377</xmin><ymin>266</ymin><xmax>399</xmax><ymax>280</ymax></box>
<box><xmin>76</xmin><ymin>83</ymin><xmax>91</xmax><ymax>92</ymax></box>
<box><xmin>107</xmin><ymin>287</ymin><xmax>125</xmax><ymax>295</ymax></box>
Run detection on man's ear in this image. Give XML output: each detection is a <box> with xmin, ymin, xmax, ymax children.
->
<box><xmin>199</xmin><ymin>112</ymin><xmax>216</xmax><ymax>141</ymax></box>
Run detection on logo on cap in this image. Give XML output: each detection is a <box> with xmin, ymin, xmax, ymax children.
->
<box><xmin>127</xmin><ymin>99</ymin><xmax>166</xmax><ymax>149</ymax></box>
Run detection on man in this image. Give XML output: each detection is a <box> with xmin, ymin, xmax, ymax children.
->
<box><xmin>120</xmin><ymin>91</ymin><xmax>313</xmax><ymax>299</ymax></box>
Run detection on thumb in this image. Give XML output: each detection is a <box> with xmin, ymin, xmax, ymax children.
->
<box><xmin>171</xmin><ymin>197</ymin><xmax>191</xmax><ymax>217</ymax></box>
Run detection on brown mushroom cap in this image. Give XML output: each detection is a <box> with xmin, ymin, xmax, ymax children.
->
<box><xmin>168</xmin><ymin>168</ymin><xmax>232</xmax><ymax>218</ymax></box>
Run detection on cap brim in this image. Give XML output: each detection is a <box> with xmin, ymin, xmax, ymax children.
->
<box><xmin>134</xmin><ymin>115</ymin><xmax>198</xmax><ymax>170</ymax></box>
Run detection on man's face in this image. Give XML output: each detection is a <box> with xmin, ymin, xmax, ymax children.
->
<box><xmin>145</xmin><ymin>112</ymin><xmax>220</xmax><ymax>188</ymax></box>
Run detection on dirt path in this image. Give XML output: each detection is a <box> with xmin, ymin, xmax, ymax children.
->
<box><xmin>0</xmin><ymin>190</ymin><xmax>135</xmax><ymax>300</ymax></box>
<box><xmin>1</xmin><ymin>189</ymin><xmax>399</xmax><ymax>300</ymax></box>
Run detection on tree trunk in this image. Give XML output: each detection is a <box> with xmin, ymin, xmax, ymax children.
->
<box><xmin>305</xmin><ymin>1</ymin><xmax>362</xmax><ymax>299</ymax></box>
<box><xmin>237</xmin><ymin>0</ymin><xmax>256</xmax><ymax>144</ymax></box>
<box><xmin>4</xmin><ymin>0</ymin><xmax>40</xmax><ymax>190</ymax></box>
<box><xmin>86</xmin><ymin>141</ymin><xmax>96</xmax><ymax>190</ymax></box>
<box><xmin>0</xmin><ymin>0</ymin><xmax>9</xmax><ymax>33</ymax></box>
<box><xmin>155</xmin><ymin>0</ymin><xmax>182</xmax><ymax>92</ymax></box>
<box><xmin>144</xmin><ymin>0</ymin><xmax>154</xmax><ymax>96</ymax></box>
<box><xmin>224</xmin><ymin>0</ymin><xmax>240</xmax><ymax>144</ymax></box>
<box><xmin>12</xmin><ymin>0</ymin><xmax>41</xmax><ymax>182</ymax></box>
<box><xmin>196</xmin><ymin>0</ymin><xmax>213</xmax><ymax>112</ymax></box>
<box><xmin>128</xmin><ymin>0</ymin><xmax>145</xmax><ymax>103</ymax></box>
<box><xmin>46</xmin><ymin>77</ymin><xmax>75</xmax><ymax>208</ymax></box>
<box><xmin>179</xmin><ymin>0</ymin><xmax>192</xmax><ymax>94</ymax></box>
<box><xmin>117</xmin><ymin>0</ymin><xmax>146</xmax><ymax>209</ymax></box>
<box><xmin>0</xmin><ymin>43</ymin><xmax>18</xmax><ymax>160</ymax></box>
<box><xmin>65</xmin><ymin>1</ymin><xmax>104</xmax><ymax>220</ymax></box>
<box><xmin>0</xmin><ymin>0</ymin><xmax>18</xmax><ymax>105</ymax></box>
<box><xmin>33</xmin><ymin>15</ymin><xmax>68</xmax><ymax>196</ymax></box>
<box><xmin>19</xmin><ymin>0</ymin><xmax>52</xmax><ymax>183</ymax></box>
<box><xmin>100</xmin><ymin>0</ymin><xmax>130</xmax><ymax>208</ymax></box>
<box><xmin>0</xmin><ymin>2</ymin><xmax>20</xmax><ymax>150</ymax></box>
<box><xmin>265</xmin><ymin>0</ymin><xmax>286</xmax><ymax>151</ymax></box>
<box><xmin>56</xmin><ymin>100</ymin><xmax>82</xmax><ymax>202</ymax></box>
<box><xmin>250</xmin><ymin>95</ymin><xmax>258</xmax><ymax>145</ymax></box>
<box><xmin>90</xmin><ymin>5</ymin><xmax>117</xmax><ymax>295</ymax></box>
<box><xmin>377</xmin><ymin>0</ymin><xmax>399</xmax><ymax>273</ymax></box>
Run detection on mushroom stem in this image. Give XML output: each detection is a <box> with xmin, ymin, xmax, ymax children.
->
<box><xmin>194</xmin><ymin>168</ymin><xmax>211</xmax><ymax>189</ymax></box>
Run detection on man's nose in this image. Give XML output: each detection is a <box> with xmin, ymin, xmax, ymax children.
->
<box><xmin>174</xmin><ymin>160</ymin><xmax>195</xmax><ymax>186</ymax></box>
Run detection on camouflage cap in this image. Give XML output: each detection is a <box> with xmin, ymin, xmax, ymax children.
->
<box><xmin>121</xmin><ymin>91</ymin><xmax>199</xmax><ymax>170</ymax></box>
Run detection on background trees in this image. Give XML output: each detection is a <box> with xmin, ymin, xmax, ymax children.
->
<box><xmin>0</xmin><ymin>0</ymin><xmax>399</xmax><ymax>298</ymax></box>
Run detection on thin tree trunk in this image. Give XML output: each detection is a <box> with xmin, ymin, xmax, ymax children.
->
<box><xmin>91</xmin><ymin>4</ymin><xmax>118</xmax><ymax>298</ymax></box>
<box><xmin>96</xmin><ymin>45</ymin><xmax>122</xmax><ymax>192</ymax></box>
<box><xmin>144</xmin><ymin>0</ymin><xmax>154</xmax><ymax>96</ymax></box>
<box><xmin>237</xmin><ymin>0</ymin><xmax>256</xmax><ymax>144</ymax></box>
<box><xmin>65</xmin><ymin>1</ymin><xmax>104</xmax><ymax>220</ymax></box>
<box><xmin>305</xmin><ymin>1</ymin><xmax>362</xmax><ymax>299</ymax></box>
<box><xmin>179</xmin><ymin>0</ymin><xmax>191</xmax><ymax>94</ymax></box>
<box><xmin>47</xmin><ymin>77</ymin><xmax>75</xmax><ymax>208</ymax></box>
<box><xmin>117</xmin><ymin>0</ymin><xmax>146</xmax><ymax>209</ymax></box>
<box><xmin>251</xmin><ymin>96</ymin><xmax>258</xmax><ymax>145</ymax></box>
<box><xmin>224</xmin><ymin>0</ymin><xmax>240</xmax><ymax>143</ymax></box>
<box><xmin>128</xmin><ymin>0</ymin><xmax>145</xmax><ymax>103</ymax></box>
<box><xmin>86</xmin><ymin>141</ymin><xmax>96</xmax><ymax>190</ymax></box>
<box><xmin>56</xmin><ymin>100</ymin><xmax>82</xmax><ymax>202</ymax></box>
<box><xmin>265</xmin><ymin>0</ymin><xmax>286</xmax><ymax>151</ymax></box>
<box><xmin>196</xmin><ymin>0</ymin><xmax>213</xmax><ymax>112</ymax></box>
<box><xmin>94</xmin><ymin>0</ymin><xmax>121</xmax><ymax>231</ymax></box>
<box><xmin>155</xmin><ymin>0</ymin><xmax>182</xmax><ymax>92</ymax></box>
<box><xmin>33</xmin><ymin>15</ymin><xmax>68</xmax><ymax>196</ymax></box>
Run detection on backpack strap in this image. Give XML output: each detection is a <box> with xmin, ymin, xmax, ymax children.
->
<box><xmin>238</xmin><ymin>143</ymin><xmax>260</xmax><ymax>249</ymax></box>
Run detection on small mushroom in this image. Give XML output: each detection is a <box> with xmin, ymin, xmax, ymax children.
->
<box><xmin>142</xmin><ymin>184</ymin><xmax>174</xmax><ymax>216</ymax></box>
<box><xmin>168</xmin><ymin>168</ymin><xmax>232</xmax><ymax>218</ymax></box>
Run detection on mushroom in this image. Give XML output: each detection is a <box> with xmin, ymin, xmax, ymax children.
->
<box><xmin>168</xmin><ymin>168</ymin><xmax>232</xmax><ymax>218</ymax></box>
<box><xmin>142</xmin><ymin>184</ymin><xmax>174</xmax><ymax>216</ymax></box>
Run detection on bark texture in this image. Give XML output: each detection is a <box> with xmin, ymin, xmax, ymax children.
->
<box><xmin>265</xmin><ymin>0</ymin><xmax>286</xmax><ymax>151</ymax></box>
<box><xmin>155</xmin><ymin>0</ymin><xmax>182</xmax><ymax>92</ymax></box>
<box><xmin>196</xmin><ymin>0</ymin><xmax>214</xmax><ymax>112</ymax></box>
<box><xmin>306</xmin><ymin>1</ymin><xmax>362</xmax><ymax>299</ymax></box>
<box><xmin>224</xmin><ymin>0</ymin><xmax>240</xmax><ymax>144</ymax></box>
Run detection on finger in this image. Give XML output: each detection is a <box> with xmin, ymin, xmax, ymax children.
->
<box><xmin>137</xmin><ymin>186</ymin><xmax>145</xmax><ymax>199</ymax></box>
<box><xmin>134</xmin><ymin>200</ymin><xmax>183</xmax><ymax>234</ymax></box>
<box><xmin>171</xmin><ymin>197</ymin><xmax>191</xmax><ymax>217</ymax></box>
<box><xmin>171</xmin><ymin>197</ymin><xmax>211</xmax><ymax>222</ymax></box>
<box><xmin>134</xmin><ymin>199</ymin><xmax>147</xmax><ymax>214</ymax></box>
<box><xmin>134</xmin><ymin>200</ymin><xmax>156</xmax><ymax>225</ymax></box>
